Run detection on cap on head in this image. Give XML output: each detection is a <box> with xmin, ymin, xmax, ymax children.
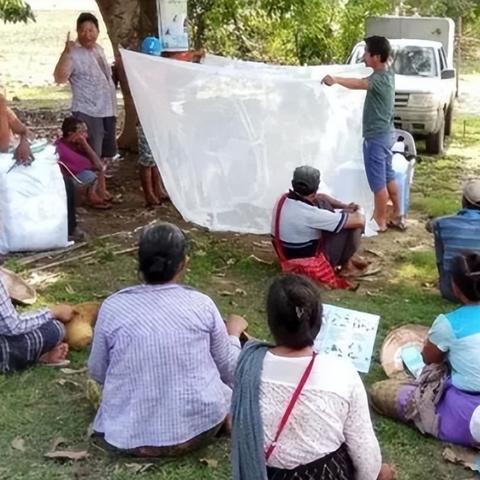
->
<box><xmin>292</xmin><ymin>165</ymin><xmax>320</xmax><ymax>196</ymax></box>
<box><xmin>463</xmin><ymin>179</ymin><xmax>480</xmax><ymax>207</ymax></box>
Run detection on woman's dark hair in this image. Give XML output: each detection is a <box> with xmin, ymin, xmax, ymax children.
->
<box><xmin>77</xmin><ymin>12</ymin><xmax>99</xmax><ymax>31</ymax></box>
<box><xmin>364</xmin><ymin>35</ymin><xmax>391</xmax><ymax>63</ymax></box>
<box><xmin>451</xmin><ymin>253</ymin><xmax>480</xmax><ymax>302</ymax></box>
<box><xmin>267</xmin><ymin>274</ymin><xmax>322</xmax><ymax>349</ymax></box>
<box><xmin>138</xmin><ymin>223</ymin><xmax>186</xmax><ymax>284</ymax></box>
<box><xmin>61</xmin><ymin>116</ymin><xmax>83</xmax><ymax>137</ymax></box>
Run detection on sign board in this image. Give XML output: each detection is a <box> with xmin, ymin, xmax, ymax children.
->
<box><xmin>157</xmin><ymin>0</ymin><xmax>189</xmax><ymax>51</ymax></box>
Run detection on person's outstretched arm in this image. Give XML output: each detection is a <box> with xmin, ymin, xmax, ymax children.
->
<box><xmin>322</xmin><ymin>75</ymin><xmax>369</xmax><ymax>90</ymax></box>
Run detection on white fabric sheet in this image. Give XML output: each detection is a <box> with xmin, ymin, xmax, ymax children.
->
<box><xmin>121</xmin><ymin>49</ymin><xmax>374</xmax><ymax>234</ymax></box>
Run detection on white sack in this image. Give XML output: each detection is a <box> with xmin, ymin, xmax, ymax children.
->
<box><xmin>0</xmin><ymin>145</ymin><xmax>69</xmax><ymax>253</ymax></box>
<box><xmin>121</xmin><ymin>49</ymin><xmax>374</xmax><ymax>234</ymax></box>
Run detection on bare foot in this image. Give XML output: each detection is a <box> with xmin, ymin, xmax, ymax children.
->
<box><xmin>351</xmin><ymin>254</ymin><xmax>370</xmax><ymax>270</ymax></box>
<box><xmin>145</xmin><ymin>193</ymin><xmax>161</xmax><ymax>207</ymax></box>
<box><xmin>339</xmin><ymin>260</ymin><xmax>364</xmax><ymax>278</ymax></box>
<box><xmin>39</xmin><ymin>342</ymin><xmax>69</xmax><ymax>365</ymax></box>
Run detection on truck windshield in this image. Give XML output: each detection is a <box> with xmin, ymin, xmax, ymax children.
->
<box><xmin>392</xmin><ymin>47</ymin><xmax>437</xmax><ymax>77</ymax></box>
<box><xmin>350</xmin><ymin>45</ymin><xmax>437</xmax><ymax>77</ymax></box>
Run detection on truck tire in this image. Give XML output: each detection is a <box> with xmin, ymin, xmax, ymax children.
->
<box><xmin>425</xmin><ymin>114</ymin><xmax>445</xmax><ymax>155</ymax></box>
<box><xmin>445</xmin><ymin>103</ymin><xmax>453</xmax><ymax>136</ymax></box>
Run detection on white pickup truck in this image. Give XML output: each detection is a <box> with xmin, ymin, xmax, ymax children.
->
<box><xmin>347</xmin><ymin>17</ymin><xmax>456</xmax><ymax>154</ymax></box>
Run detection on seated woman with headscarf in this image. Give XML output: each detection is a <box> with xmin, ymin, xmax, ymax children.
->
<box><xmin>88</xmin><ymin>222</ymin><xmax>248</xmax><ymax>456</ymax></box>
<box><xmin>231</xmin><ymin>274</ymin><xmax>394</xmax><ymax>480</ymax></box>
<box><xmin>371</xmin><ymin>252</ymin><xmax>480</xmax><ymax>448</ymax></box>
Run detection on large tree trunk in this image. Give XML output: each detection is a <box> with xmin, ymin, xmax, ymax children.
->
<box><xmin>95</xmin><ymin>0</ymin><xmax>157</xmax><ymax>151</ymax></box>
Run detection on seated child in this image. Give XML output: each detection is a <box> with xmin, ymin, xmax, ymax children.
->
<box><xmin>56</xmin><ymin>117</ymin><xmax>112</xmax><ymax>209</ymax></box>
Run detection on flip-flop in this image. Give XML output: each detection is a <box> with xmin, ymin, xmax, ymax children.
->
<box><xmin>387</xmin><ymin>220</ymin><xmax>407</xmax><ymax>231</ymax></box>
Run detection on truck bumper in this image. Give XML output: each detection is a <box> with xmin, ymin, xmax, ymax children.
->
<box><xmin>393</xmin><ymin>107</ymin><xmax>441</xmax><ymax>135</ymax></box>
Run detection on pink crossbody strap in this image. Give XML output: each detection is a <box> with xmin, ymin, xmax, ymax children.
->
<box><xmin>265</xmin><ymin>352</ymin><xmax>317</xmax><ymax>461</ymax></box>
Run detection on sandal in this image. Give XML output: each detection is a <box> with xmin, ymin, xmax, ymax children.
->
<box><xmin>387</xmin><ymin>219</ymin><xmax>407</xmax><ymax>231</ymax></box>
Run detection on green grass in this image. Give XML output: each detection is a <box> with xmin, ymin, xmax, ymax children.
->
<box><xmin>1</xmin><ymin>115</ymin><xmax>479</xmax><ymax>479</ymax></box>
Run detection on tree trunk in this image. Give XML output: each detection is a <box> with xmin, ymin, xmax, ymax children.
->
<box><xmin>95</xmin><ymin>0</ymin><xmax>157</xmax><ymax>152</ymax></box>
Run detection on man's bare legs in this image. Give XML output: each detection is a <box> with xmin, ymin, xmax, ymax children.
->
<box><xmin>387</xmin><ymin>179</ymin><xmax>403</xmax><ymax>226</ymax></box>
<box><xmin>140</xmin><ymin>165</ymin><xmax>160</xmax><ymax>207</ymax></box>
<box><xmin>152</xmin><ymin>166</ymin><xmax>169</xmax><ymax>201</ymax></box>
<box><xmin>373</xmin><ymin>187</ymin><xmax>389</xmax><ymax>231</ymax></box>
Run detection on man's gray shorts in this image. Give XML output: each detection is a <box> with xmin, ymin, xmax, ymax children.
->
<box><xmin>72</xmin><ymin>111</ymin><xmax>117</xmax><ymax>158</ymax></box>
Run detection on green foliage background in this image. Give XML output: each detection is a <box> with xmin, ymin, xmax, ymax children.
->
<box><xmin>2</xmin><ymin>0</ymin><xmax>479</xmax><ymax>65</ymax></box>
<box><xmin>188</xmin><ymin>0</ymin><xmax>480</xmax><ymax>64</ymax></box>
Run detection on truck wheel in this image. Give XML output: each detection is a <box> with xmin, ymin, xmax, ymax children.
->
<box><xmin>425</xmin><ymin>115</ymin><xmax>445</xmax><ymax>155</ymax></box>
<box><xmin>445</xmin><ymin>104</ymin><xmax>453</xmax><ymax>136</ymax></box>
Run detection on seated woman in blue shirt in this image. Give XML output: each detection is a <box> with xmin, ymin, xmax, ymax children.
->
<box><xmin>371</xmin><ymin>252</ymin><xmax>480</xmax><ymax>447</ymax></box>
<box><xmin>88</xmin><ymin>222</ymin><xmax>248</xmax><ymax>457</ymax></box>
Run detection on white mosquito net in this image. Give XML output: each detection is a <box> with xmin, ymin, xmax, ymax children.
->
<box><xmin>121</xmin><ymin>49</ymin><xmax>373</xmax><ymax>234</ymax></box>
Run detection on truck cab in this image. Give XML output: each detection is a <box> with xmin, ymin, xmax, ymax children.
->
<box><xmin>348</xmin><ymin>17</ymin><xmax>456</xmax><ymax>154</ymax></box>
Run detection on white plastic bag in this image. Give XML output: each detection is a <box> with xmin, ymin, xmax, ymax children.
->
<box><xmin>0</xmin><ymin>145</ymin><xmax>69</xmax><ymax>253</ymax></box>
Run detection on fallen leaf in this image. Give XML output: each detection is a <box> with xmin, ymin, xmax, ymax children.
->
<box><xmin>443</xmin><ymin>446</ymin><xmax>480</xmax><ymax>472</ymax></box>
<box><xmin>200</xmin><ymin>458</ymin><xmax>219</xmax><ymax>468</ymax></box>
<box><xmin>51</xmin><ymin>436</ymin><xmax>69</xmax><ymax>450</ymax></box>
<box><xmin>248</xmin><ymin>254</ymin><xmax>273</xmax><ymax>265</ymax></box>
<box><xmin>65</xmin><ymin>284</ymin><xmax>74</xmax><ymax>294</ymax></box>
<box><xmin>125</xmin><ymin>463</ymin><xmax>155</xmax><ymax>474</ymax></box>
<box><xmin>60</xmin><ymin>367</ymin><xmax>88</xmax><ymax>375</ymax></box>
<box><xmin>55</xmin><ymin>379</ymin><xmax>81</xmax><ymax>388</ymax></box>
<box><xmin>45</xmin><ymin>450</ymin><xmax>89</xmax><ymax>461</ymax></box>
<box><xmin>11</xmin><ymin>437</ymin><xmax>26</xmax><ymax>452</ymax></box>
<box><xmin>364</xmin><ymin>249</ymin><xmax>384</xmax><ymax>258</ymax></box>
<box><xmin>219</xmin><ymin>290</ymin><xmax>235</xmax><ymax>296</ymax></box>
<box><xmin>226</xmin><ymin>258</ymin><xmax>236</xmax><ymax>265</ymax></box>
<box><xmin>235</xmin><ymin>288</ymin><xmax>247</xmax><ymax>296</ymax></box>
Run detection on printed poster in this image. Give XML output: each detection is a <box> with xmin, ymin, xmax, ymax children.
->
<box><xmin>314</xmin><ymin>304</ymin><xmax>380</xmax><ymax>373</ymax></box>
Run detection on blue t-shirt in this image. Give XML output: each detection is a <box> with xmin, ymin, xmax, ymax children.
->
<box><xmin>429</xmin><ymin>305</ymin><xmax>480</xmax><ymax>392</ymax></box>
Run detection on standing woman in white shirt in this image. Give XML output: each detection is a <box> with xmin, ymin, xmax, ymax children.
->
<box><xmin>54</xmin><ymin>13</ymin><xmax>117</xmax><ymax>175</ymax></box>
<box><xmin>231</xmin><ymin>274</ymin><xmax>394</xmax><ymax>480</ymax></box>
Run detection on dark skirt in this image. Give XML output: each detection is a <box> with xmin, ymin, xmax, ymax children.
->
<box><xmin>267</xmin><ymin>444</ymin><xmax>355</xmax><ymax>480</ymax></box>
<box><xmin>0</xmin><ymin>320</ymin><xmax>64</xmax><ymax>373</ymax></box>
<box><xmin>92</xmin><ymin>421</ymin><xmax>225</xmax><ymax>458</ymax></box>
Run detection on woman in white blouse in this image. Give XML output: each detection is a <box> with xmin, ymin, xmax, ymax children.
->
<box><xmin>231</xmin><ymin>274</ymin><xmax>394</xmax><ymax>480</ymax></box>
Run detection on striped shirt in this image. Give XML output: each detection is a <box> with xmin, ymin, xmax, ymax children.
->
<box><xmin>88</xmin><ymin>283</ymin><xmax>241</xmax><ymax>449</ymax></box>
<box><xmin>0</xmin><ymin>277</ymin><xmax>57</xmax><ymax>336</ymax></box>
<box><xmin>66</xmin><ymin>43</ymin><xmax>117</xmax><ymax>118</ymax></box>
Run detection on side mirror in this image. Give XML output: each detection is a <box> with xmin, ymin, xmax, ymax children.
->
<box><xmin>441</xmin><ymin>68</ymin><xmax>455</xmax><ymax>80</ymax></box>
